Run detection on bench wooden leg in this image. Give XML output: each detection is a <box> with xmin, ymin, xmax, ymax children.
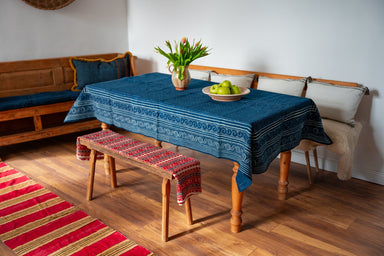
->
<box><xmin>185</xmin><ymin>198</ymin><xmax>193</xmax><ymax>225</ymax></box>
<box><xmin>87</xmin><ymin>149</ymin><xmax>97</xmax><ymax>201</ymax></box>
<box><xmin>162</xmin><ymin>178</ymin><xmax>170</xmax><ymax>242</ymax></box>
<box><xmin>108</xmin><ymin>156</ymin><xmax>117</xmax><ymax>188</ymax></box>
<box><xmin>313</xmin><ymin>149</ymin><xmax>320</xmax><ymax>174</ymax></box>
<box><xmin>304</xmin><ymin>151</ymin><xmax>313</xmax><ymax>184</ymax></box>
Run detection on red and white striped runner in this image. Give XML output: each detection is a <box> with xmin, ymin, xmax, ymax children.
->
<box><xmin>0</xmin><ymin>162</ymin><xmax>153</xmax><ymax>256</ymax></box>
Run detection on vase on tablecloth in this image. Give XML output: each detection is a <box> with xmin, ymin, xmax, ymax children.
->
<box><xmin>154</xmin><ymin>37</ymin><xmax>210</xmax><ymax>91</ymax></box>
<box><xmin>169</xmin><ymin>65</ymin><xmax>191</xmax><ymax>91</ymax></box>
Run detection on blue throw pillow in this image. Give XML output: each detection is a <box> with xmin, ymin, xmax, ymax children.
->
<box><xmin>70</xmin><ymin>52</ymin><xmax>132</xmax><ymax>91</ymax></box>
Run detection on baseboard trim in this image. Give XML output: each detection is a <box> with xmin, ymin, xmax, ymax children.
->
<box><xmin>290</xmin><ymin>149</ymin><xmax>384</xmax><ymax>186</ymax></box>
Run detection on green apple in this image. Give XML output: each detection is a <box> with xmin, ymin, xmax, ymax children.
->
<box><xmin>230</xmin><ymin>85</ymin><xmax>241</xmax><ymax>94</ymax></box>
<box><xmin>220</xmin><ymin>80</ymin><xmax>232</xmax><ymax>88</ymax></box>
<box><xmin>217</xmin><ymin>86</ymin><xmax>231</xmax><ymax>95</ymax></box>
<box><xmin>210</xmin><ymin>84</ymin><xmax>220</xmax><ymax>94</ymax></box>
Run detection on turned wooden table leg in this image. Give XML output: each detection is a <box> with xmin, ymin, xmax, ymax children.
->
<box><xmin>231</xmin><ymin>162</ymin><xmax>244</xmax><ymax>233</ymax></box>
<box><xmin>278</xmin><ymin>150</ymin><xmax>291</xmax><ymax>200</ymax></box>
<box><xmin>101</xmin><ymin>123</ymin><xmax>111</xmax><ymax>175</ymax></box>
<box><xmin>155</xmin><ymin>140</ymin><xmax>162</xmax><ymax>147</ymax></box>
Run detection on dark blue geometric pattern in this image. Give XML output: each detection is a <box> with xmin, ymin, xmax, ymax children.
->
<box><xmin>65</xmin><ymin>72</ymin><xmax>331</xmax><ymax>192</ymax></box>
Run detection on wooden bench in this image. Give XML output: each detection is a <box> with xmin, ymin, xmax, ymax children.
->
<box><xmin>0</xmin><ymin>53</ymin><xmax>137</xmax><ymax>160</ymax></box>
<box><xmin>189</xmin><ymin>64</ymin><xmax>368</xmax><ymax>183</ymax></box>
<box><xmin>77</xmin><ymin>129</ymin><xmax>201</xmax><ymax>242</ymax></box>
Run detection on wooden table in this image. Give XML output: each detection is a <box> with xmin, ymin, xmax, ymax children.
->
<box><xmin>65</xmin><ymin>72</ymin><xmax>331</xmax><ymax>232</ymax></box>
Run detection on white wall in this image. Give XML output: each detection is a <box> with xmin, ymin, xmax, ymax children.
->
<box><xmin>1</xmin><ymin>0</ymin><xmax>383</xmax><ymax>185</ymax></box>
<box><xmin>0</xmin><ymin>0</ymin><xmax>128</xmax><ymax>61</ymax></box>
<box><xmin>127</xmin><ymin>0</ymin><xmax>384</xmax><ymax>185</ymax></box>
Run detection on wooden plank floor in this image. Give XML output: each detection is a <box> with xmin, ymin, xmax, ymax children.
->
<box><xmin>1</xmin><ymin>131</ymin><xmax>383</xmax><ymax>256</ymax></box>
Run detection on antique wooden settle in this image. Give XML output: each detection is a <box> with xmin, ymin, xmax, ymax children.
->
<box><xmin>0</xmin><ymin>53</ymin><xmax>137</xmax><ymax>159</ymax></box>
<box><xmin>189</xmin><ymin>64</ymin><xmax>368</xmax><ymax>182</ymax></box>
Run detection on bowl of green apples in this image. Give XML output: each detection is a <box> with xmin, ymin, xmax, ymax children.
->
<box><xmin>202</xmin><ymin>80</ymin><xmax>250</xmax><ymax>102</ymax></box>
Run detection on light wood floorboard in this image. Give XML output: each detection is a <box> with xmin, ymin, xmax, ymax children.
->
<box><xmin>0</xmin><ymin>131</ymin><xmax>383</xmax><ymax>256</ymax></box>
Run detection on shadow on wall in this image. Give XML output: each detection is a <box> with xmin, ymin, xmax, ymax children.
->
<box><xmin>354</xmin><ymin>89</ymin><xmax>383</xmax><ymax>181</ymax></box>
<box><xmin>314</xmin><ymin>89</ymin><xmax>383</xmax><ymax>184</ymax></box>
<box><xmin>136</xmin><ymin>57</ymin><xmax>155</xmax><ymax>75</ymax></box>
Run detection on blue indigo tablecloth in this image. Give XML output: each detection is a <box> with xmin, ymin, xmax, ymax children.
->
<box><xmin>65</xmin><ymin>72</ymin><xmax>332</xmax><ymax>192</ymax></box>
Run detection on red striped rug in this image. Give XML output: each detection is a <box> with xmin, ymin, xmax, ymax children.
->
<box><xmin>0</xmin><ymin>162</ymin><xmax>154</xmax><ymax>256</ymax></box>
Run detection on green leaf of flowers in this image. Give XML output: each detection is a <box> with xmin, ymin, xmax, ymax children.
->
<box><xmin>154</xmin><ymin>37</ymin><xmax>211</xmax><ymax>80</ymax></box>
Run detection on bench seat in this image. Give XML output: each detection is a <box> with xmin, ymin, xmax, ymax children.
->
<box><xmin>189</xmin><ymin>64</ymin><xmax>367</xmax><ymax>182</ymax></box>
<box><xmin>77</xmin><ymin>129</ymin><xmax>202</xmax><ymax>241</ymax></box>
<box><xmin>0</xmin><ymin>53</ymin><xmax>137</xmax><ymax>160</ymax></box>
<box><xmin>0</xmin><ymin>90</ymin><xmax>80</xmax><ymax>111</ymax></box>
<box><xmin>297</xmin><ymin>118</ymin><xmax>363</xmax><ymax>181</ymax></box>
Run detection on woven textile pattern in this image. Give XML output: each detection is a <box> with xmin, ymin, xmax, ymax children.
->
<box><xmin>76</xmin><ymin>143</ymin><xmax>104</xmax><ymax>161</ymax></box>
<box><xmin>65</xmin><ymin>72</ymin><xmax>331</xmax><ymax>192</ymax></box>
<box><xmin>77</xmin><ymin>130</ymin><xmax>201</xmax><ymax>205</ymax></box>
<box><xmin>0</xmin><ymin>162</ymin><xmax>153</xmax><ymax>256</ymax></box>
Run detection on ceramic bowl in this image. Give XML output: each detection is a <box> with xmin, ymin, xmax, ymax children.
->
<box><xmin>202</xmin><ymin>86</ymin><xmax>250</xmax><ymax>102</ymax></box>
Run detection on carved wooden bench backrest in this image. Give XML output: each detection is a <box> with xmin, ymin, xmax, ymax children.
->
<box><xmin>0</xmin><ymin>53</ymin><xmax>121</xmax><ymax>98</ymax></box>
<box><xmin>189</xmin><ymin>64</ymin><xmax>360</xmax><ymax>90</ymax></box>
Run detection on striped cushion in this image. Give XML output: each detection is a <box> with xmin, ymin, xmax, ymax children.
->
<box><xmin>77</xmin><ymin>130</ymin><xmax>201</xmax><ymax>204</ymax></box>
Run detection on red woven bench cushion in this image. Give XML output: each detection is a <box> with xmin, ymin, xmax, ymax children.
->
<box><xmin>77</xmin><ymin>130</ymin><xmax>201</xmax><ymax>204</ymax></box>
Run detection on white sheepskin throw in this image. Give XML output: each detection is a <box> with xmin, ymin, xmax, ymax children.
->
<box><xmin>296</xmin><ymin>119</ymin><xmax>362</xmax><ymax>180</ymax></box>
